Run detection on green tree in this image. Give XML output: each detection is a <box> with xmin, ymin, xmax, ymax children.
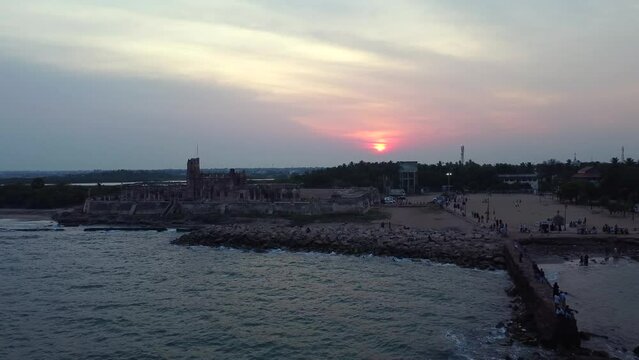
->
<box><xmin>558</xmin><ymin>181</ymin><xmax>580</xmax><ymax>203</ymax></box>
<box><xmin>31</xmin><ymin>178</ymin><xmax>45</xmax><ymax>189</ymax></box>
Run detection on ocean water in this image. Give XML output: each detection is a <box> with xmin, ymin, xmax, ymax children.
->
<box><xmin>542</xmin><ymin>256</ymin><xmax>639</xmax><ymax>359</ymax></box>
<box><xmin>0</xmin><ymin>219</ymin><xmax>545</xmax><ymax>359</ymax></box>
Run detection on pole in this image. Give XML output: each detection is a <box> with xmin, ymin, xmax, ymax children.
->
<box><xmin>564</xmin><ymin>203</ymin><xmax>568</xmax><ymax>230</ymax></box>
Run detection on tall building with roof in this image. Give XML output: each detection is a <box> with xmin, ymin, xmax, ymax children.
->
<box><xmin>399</xmin><ymin>161</ymin><xmax>418</xmax><ymax>194</ymax></box>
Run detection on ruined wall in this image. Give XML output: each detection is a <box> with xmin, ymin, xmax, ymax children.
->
<box><xmin>134</xmin><ymin>202</ymin><xmax>170</xmax><ymax>215</ymax></box>
<box><xmin>180</xmin><ymin>203</ymin><xmax>224</xmax><ymax>215</ymax></box>
<box><xmin>85</xmin><ymin>200</ymin><xmax>131</xmax><ymax>215</ymax></box>
<box><xmin>84</xmin><ymin>200</ymin><xmax>169</xmax><ymax>216</ymax></box>
<box><xmin>85</xmin><ymin>196</ymin><xmax>369</xmax><ymax>218</ymax></box>
<box><xmin>222</xmin><ymin>199</ymin><xmax>368</xmax><ymax>216</ymax></box>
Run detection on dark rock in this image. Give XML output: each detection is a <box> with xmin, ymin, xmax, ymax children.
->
<box><xmin>492</xmin><ymin>255</ymin><xmax>506</xmax><ymax>264</ymax></box>
<box><xmin>591</xmin><ymin>349</ymin><xmax>610</xmax><ymax>358</ymax></box>
<box><xmin>496</xmin><ymin>321</ymin><xmax>505</xmax><ymax>328</ymax></box>
<box><xmin>575</xmin><ymin>347</ymin><xmax>593</xmax><ymax>356</ymax></box>
<box><xmin>633</xmin><ymin>346</ymin><xmax>639</xmax><ymax>356</ymax></box>
<box><xmin>505</xmin><ymin>285</ymin><xmax>518</xmax><ymax>296</ymax></box>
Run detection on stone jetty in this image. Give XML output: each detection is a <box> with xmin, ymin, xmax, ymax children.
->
<box><xmin>172</xmin><ymin>222</ymin><xmax>506</xmax><ymax>269</ymax></box>
<box><xmin>504</xmin><ymin>240</ymin><xmax>580</xmax><ymax>348</ymax></box>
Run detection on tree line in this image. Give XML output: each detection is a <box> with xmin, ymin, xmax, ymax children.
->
<box><xmin>2</xmin><ymin>158</ymin><xmax>638</xmax><ymax>210</ymax></box>
<box><xmin>294</xmin><ymin>158</ymin><xmax>639</xmax><ymax>210</ymax></box>
<box><xmin>0</xmin><ymin>179</ymin><xmax>119</xmax><ymax>209</ymax></box>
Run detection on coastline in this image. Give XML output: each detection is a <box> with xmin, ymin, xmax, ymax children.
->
<box><xmin>0</xmin><ymin>208</ymin><xmax>61</xmax><ymax>221</ymax></box>
<box><xmin>12</xmin><ymin>194</ymin><xmax>636</xmax><ymax>359</ymax></box>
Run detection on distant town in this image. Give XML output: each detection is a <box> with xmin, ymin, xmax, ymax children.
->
<box><xmin>1</xmin><ymin>155</ymin><xmax>638</xmax><ymax>215</ymax></box>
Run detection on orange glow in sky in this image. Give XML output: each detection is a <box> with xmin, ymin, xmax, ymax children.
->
<box><xmin>349</xmin><ymin>130</ymin><xmax>398</xmax><ymax>154</ymax></box>
<box><xmin>372</xmin><ymin>143</ymin><xmax>387</xmax><ymax>152</ymax></box>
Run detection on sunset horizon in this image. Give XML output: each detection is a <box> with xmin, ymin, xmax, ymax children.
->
<box><xmin>2</xmin><ymin>1</ymin><xmax>638</xmax><ymax>169</ymax></box>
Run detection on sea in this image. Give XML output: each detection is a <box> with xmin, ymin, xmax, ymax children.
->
<box><xmin>0</xmin><ymin>218</ymin><xmax>552</xmax><ymax>359</ymax></box>
<box><xmin>542</xmin><ymin>256</ymin><xmax>639</xmax><ymax>359</ymax></box>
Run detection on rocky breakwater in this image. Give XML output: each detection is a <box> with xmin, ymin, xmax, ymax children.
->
<box><xmin>172</xmin><ymin>223</ymin><xmax>506</xmax><ymax>269</ymax></box>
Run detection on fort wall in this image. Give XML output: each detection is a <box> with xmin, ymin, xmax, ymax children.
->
<box><xmin>84</xmin><ymin>198</ymin><xmax>370</xmax><ymax>217</ymax></box>
<box><xmin>83</xmin><ymin>158</ymin><xmax>377</xmax><ymax>218</ymax></box>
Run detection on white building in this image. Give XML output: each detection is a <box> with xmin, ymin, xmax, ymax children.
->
<box><xmin>497</xmin><ymin>174</ymin><xmax>539</xmax><ymax>193</ymax></box>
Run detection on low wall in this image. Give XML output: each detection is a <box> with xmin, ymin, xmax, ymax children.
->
<box><xmin>503</xmin><ymin>240</ymin><xmax>580</xmax><ymax>348</ymax></box>
<box><xmin>85</xmin><ymin>200</ymin><xmax>170</xmax><ymax>216</ymax></box>
<box><xmin>223</xmin><ymin>200</ymin><xmax>368</xmax><ymax>216</ymax></box>
<box><xmin>85</xmin><ymin>199</ymin><xmax>369</xmax><ymax>217</ymax></box>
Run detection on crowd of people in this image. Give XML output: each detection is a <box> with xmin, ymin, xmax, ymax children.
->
<box><xmin>468</xmin><ymin>210</ymin><xmax>510</xmax><ymax>235</ymax></box>
<box><xmin>518</xmin><ymin>224</ymin><xmax>531</xmax><ymax>233</ymax></box>
<box><xmin>602</xmin><ymin>223</ymin><xmax>630</xmax><ymax>235</ymax></box>
<box><xmin>515</xmin><ymin>245</ymin><xmax>578</xmax><ymax>323</ymax></box>
<box><xmin>489</xmin><ymin>219</ymin><xmax>508</xmax><ymax>234</ymax></box>
<box><xmin>443</xmin><ymin>193</ymin><xmax>635</xmax><ymax>237</ymax></box>
<box><xmin>574</xmin><ymin>221</ymin><xmax>631</xmax><ymax>235</ymax></box>
<box><xmin>446</xmin><ymin>195</ymin><xmax>468</xmax><ymax>216</ymax></box>
<box><xmin>567</xmin><ymin>217</ymin><xmax>587</xmax><ymax>228</ymax></box>
<box><xmin>553</xmin><ymin>282</ymin><xmax>577</xmax><ymax>319</ymax></box>
<box><xmin>538</xmin><ymin>221</ymin><xmax>563</xmax><ymax>233</ymax></box>
<box><xmin>532</xmin><ymin>261</ymin><xmax>547</xmax><ymax>284</ymax></box>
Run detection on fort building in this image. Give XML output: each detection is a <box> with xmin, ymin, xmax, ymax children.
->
<box><xmin>84</xmin><ymin>158</ymin><xmax>379</xmax><ymax>217</ymax></box>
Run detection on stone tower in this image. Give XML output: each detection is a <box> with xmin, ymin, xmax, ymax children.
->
<box><xmin>186</xmin><ymin>158</ymin><xmax>202</xmax><ymax>200</ymax></box>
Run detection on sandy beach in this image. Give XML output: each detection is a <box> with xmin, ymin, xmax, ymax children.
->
<box><xmin>464</xmin><ymin>193</ymin><xmax>638</xmax><ymax>234</ymax></box>
<box><xmin>382</xmin><ymin>203</ymin><xmax>475</xmax><ymax>233</ymax></box>
<box><xmin>388</xmin><ymin>193</ymin><xmax>638</xmax><ymax>237</ymax></box>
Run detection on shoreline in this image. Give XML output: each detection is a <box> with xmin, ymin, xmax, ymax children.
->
<box><xmin>4</xmin><ymin>211</ymin><xmax>632</xmax><ymax>358</ymax></box>
<box><xmin>0</xmin><ymin>208</ymin><xmax>61</xmax><ymax>220</ymax></box>
<box><xmin>7</xmin><ymin>197</ymin><xmax>637</xmax><ymax>359</ymax></box>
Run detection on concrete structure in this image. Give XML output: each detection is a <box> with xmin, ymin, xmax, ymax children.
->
<box><xmin>497</xmin><ymin>174</ymin><xmax>539</xmax><ymax>193</ymax></box>
<box><xmin>398</xmin><ymin>161</ymin><xmax>418</xmax><ymax>195</ymax></box>
<box><xmin>504</xmin><ymin>240</ymin><xmax>580</xmax><ymax>348</ymax></box>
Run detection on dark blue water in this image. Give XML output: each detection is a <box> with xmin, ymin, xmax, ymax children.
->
<box><xmin>0</xmin><ymin>219</ymin><xmax>545</xmax><ymax>359</ymax></box>
<box><xmin>543</xmin><ymin>257</ymin><xmax>639</xmax><ymax>359</ymax></box>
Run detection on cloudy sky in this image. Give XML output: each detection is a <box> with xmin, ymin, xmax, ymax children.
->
<box><xmin>1</xmin><ymin>1</ymin><xmax>638</xmax><ymax>170</ymax></box>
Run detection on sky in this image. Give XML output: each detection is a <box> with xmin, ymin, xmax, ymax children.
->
<box><xmin>1</xmin><ymin>0</ymin><xmax>638</xmax><ymax>170</ymax></box>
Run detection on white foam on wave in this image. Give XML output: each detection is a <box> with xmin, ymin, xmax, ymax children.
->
<box><xmin>445</xmin><ymin>329</ymin><xmax>473</xmax><ymax>359</ymax></box>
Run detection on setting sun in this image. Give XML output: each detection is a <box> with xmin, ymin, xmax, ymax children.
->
<box><xmin>372</xmin><ymin>143</ymin><xmax>387</xmax><ymax>152</ymax></box>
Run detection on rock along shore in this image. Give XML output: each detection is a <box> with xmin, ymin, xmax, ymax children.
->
<box><xmin>172</xmin><ymin>222</ymin><xmax>507</xmax><ymax>270</ymax></box>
